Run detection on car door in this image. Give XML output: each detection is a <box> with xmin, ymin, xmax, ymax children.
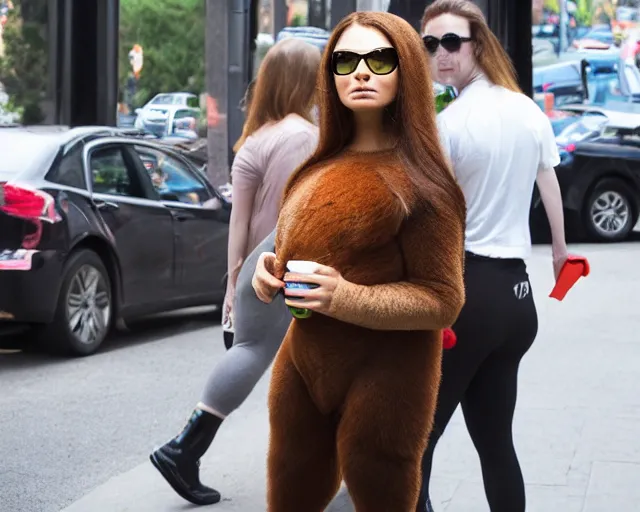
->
<box><xmin>128</xmin><ymin>144</ymin><xmax>229</xmax><ymax>302</ymax></box>
<box><xmin>84</xmin><ymin>140</ymin><xmax>176</xmax><ymax>308</ymax></box>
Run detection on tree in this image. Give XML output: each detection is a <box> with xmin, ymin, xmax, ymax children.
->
<box><xmin>544</xmin><ymin>0</ymin><xmax>560</xmax><ymax>14</ymax></box>
<box><xmin>0</xmin><ymin>0</ymin><xmax>49</xmax><ymax>124</ymax></box>
<box><xmin>575</xmin><ymin>0</ymin><xmax>594</xmax><ymax>26</ymax></box>
<box><xmin>119</xmin><ymin>0</ymin><xmax>205</xmax><ymax>109</ymax></box>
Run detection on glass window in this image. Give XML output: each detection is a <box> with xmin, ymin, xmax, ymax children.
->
<box><xmin>90</xmin><ymin>147</ymin><xmax>144</xmax><ymax>198</ymax></box>
<box><xmin>531</xmin><ymin>0</ymin><xmax>640</xmax><ymax>114</ymax></box>
<box><xmin>117</xmin><ymin>1</ymin><xmax>205</xmax><ymax>141</ymax></box>
<box><xmin>0</xmin><ymin>0</ymin><xmax>54</xmax><ymax>125</ymax></box>
<box><xmin>47</xmin><ymin>143</ymin><xmax>87</xmax><ymax>190</ymax></box>
<box><xmin>133</xmin><ymin>146</ymin><xmax>212</xmax><ymax>206</ymax></box>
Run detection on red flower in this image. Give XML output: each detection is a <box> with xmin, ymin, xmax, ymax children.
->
<box><xmin>442</xmin><ymin>328</ymin><xmax>457</xmax><ymax>349</ymax></box>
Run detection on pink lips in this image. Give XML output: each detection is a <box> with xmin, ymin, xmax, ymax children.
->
<box><xmin>351</xmin><ymin>87</ymin><xmax>376</xmax><ymax>96</ymax></box>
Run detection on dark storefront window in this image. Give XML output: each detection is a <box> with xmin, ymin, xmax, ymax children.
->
<box><xmin>0</xmin><ymin>0</ymin><xmax>53</xmax><ymax>125</ymax></box>
<box><xmin>116</xmin><ymin>0</ymin><xmax>206</xmax><ymax>142</ymax></box>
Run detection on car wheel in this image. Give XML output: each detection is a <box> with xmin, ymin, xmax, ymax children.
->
<box><xmin>41</xmin><ymin>249</ymin><xmax>113</xmax><ymax>356</ymax></box>
<box><xmin>583</xmin><ymin>179</ymin><xmax>636</xmax><ymax>242</ymax></box>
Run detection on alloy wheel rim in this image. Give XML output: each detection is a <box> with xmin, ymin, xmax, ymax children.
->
<box><xmin>66</xmin><ymin>265</ymin><xmax>111</xmax><ymax>345</ymax></box>
<box><xmin>590</xmin><ymin>190</ymin><xmax>630</xmax><ymax>236</ymax></box>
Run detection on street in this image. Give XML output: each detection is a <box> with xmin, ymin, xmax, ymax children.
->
<box><xmin>1</xmin><ymin>239</ymin><xmax>640</xmax><ymax>512</ymax></box>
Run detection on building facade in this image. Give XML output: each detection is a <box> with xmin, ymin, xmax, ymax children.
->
<box><xmin>3</xmin><ymin>0</ymin><xmax>631</xmax><ymax>171</ymax></box>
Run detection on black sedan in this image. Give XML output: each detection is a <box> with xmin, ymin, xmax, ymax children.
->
<box><xmin>0</xmin><ymin>126</ymin><xmax>230</xmax><ymax>355</ymax></box>
<box><xmin>531</xmin><ymin>106</ymin><xmax>640</xmax><ymax>243</ymax></box>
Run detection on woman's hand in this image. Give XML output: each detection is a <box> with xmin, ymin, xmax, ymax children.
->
<box><xmin>552</xmin><ymin>247</ymin><xmax>569</xmax><ymax>281</ymax></box>
<box><xmin>283</xmin><ymin>264</ymin><xmax>344</xmax><ymax>316</ymax></box>
<box><xmin>222</xmin><ymin>283</ymin><xmax>235</xmax><ymax>327</ymax></box>
<box><xmin>252</xmin><ymin>252</ymin><xmax>285</xmax><ymax>303</ymax></box>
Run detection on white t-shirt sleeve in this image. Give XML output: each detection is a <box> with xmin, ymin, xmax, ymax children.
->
<box><xmin>437</xmin><ymin>115</ymin><xmax>454</xmax><ymax>164</ymax></box>
<box><xmin>537</xmin><ymin>112</ymin><xmax>560</xmax><ymax>172</ymax></box>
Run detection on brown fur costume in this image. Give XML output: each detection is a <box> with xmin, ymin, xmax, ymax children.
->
<box><xmin>267</xmin><ymin>149</ymin><xmax>465</xmax><ymax>511</ymax></box>
<box><xmin>264</xmin><ymin>10</ymin><xmax>466</xmax><ymax>512</ymax></box>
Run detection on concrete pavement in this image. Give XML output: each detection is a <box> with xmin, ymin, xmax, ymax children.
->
<box><xmin>7</xmin><ymin>241</ymin><xmax>640</xmax><ymax>512</ymax></box>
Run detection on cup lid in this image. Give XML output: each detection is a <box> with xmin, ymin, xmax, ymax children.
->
<box><xmin>286</xmin><ymin>260</ymin><xmax>320</xmax><ymax>274</ymax></box>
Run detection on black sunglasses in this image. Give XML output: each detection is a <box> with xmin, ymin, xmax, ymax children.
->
<box><xmin>331</xmin><ymin>47</ymin><xmax>399</xmax><ymax>76</ymax></box>
<box><xmin>422</xmin><ymin>33</ymin><xmax>473</xmax><ymax>55</ymax></box>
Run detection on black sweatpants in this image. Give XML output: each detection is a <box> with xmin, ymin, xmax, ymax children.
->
<box><xmin>418</xmin><ymin>252</ymin><xmax>538</xmax><ymax>512</ymax></box>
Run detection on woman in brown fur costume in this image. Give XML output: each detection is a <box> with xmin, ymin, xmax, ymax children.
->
<box><xmin>252</xmin><ymin>11</ymin><xmax>466</xmax><ymax>512</ymax></box>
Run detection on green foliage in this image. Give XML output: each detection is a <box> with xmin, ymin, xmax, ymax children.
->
<box><xmin>575</xmin><ymin>0</ymin><xmax>594</xmax><ymax>26</ymax></box>
<box><xmin>119</xmin><ymin>0</ymin><xmax>205</xmax><ymax>108</ymax></box>
<box><xmin>544</xmin><ymin>0</ymin><xmax>560</xmax><ymax>14</ymax></box>
<box><xmin>0</xmin><ymin>0</ymin><xmax>49</xmax><ymax>124</ymax></box>
<box><xmin>290</xmin><ymin>13</ymin><xmax>307</xmax><ymax>27</ymax></box>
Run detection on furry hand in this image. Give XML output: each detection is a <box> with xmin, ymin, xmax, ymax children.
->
<box><xmin>283</xmin><ymin>264</ymin><xmax>344</xmax><ymax>316</ymax></box>
<box><xmin>252</xmin><ymin>252</ymin><xmax>285</xmax><ymax>303</ymax></box>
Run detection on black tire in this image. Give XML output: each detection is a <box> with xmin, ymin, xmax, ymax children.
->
<box><xmin>583</xmin><ymin>178</ymin><xmax>636</xmax><ymax>243</ymax></box>
<box><xmin>38</xmin><ymin>249</ymin><xmax>113</xmax><ymax>356</ymax></box>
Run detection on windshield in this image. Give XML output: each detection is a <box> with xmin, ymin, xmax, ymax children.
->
<box><xmin>0</xmin><ymin>132</ymin><xmax>59</xmax><ymax>180</ymax></box>
<box><xmin>556</xmin><ymin>114</ymin><xmax>608</xmax><ymax>145</ymax></box>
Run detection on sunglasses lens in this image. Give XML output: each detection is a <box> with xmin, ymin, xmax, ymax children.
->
<box><xmin>441</xmin><ymin>34</ymin><xmax>463</xmax><ymax>53</ymax></box>
<box><xmin>333</xmin><ymin>52</ymin><xmax>359</xmax><ymax>75</ymax></box>
<box><xmin>366</xmin><ymin>48</ymin><xmax>398</xmax><ymax>75</ymax></box>
<box><xmin>423</xmin><ymin>37</ymin><xmax>439</xmax><ymax>54</ymax></box>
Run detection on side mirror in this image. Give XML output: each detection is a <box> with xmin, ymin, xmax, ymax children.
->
<box><xmin>135</xmin><ymin>108</ymin><xmax>142</xmax><ymax>115</ymax></box>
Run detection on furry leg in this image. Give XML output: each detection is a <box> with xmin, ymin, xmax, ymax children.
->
<box><xmin>267</xmin><ymin>340</ymin><xmax>341</xmax><ymax>512</ymax></box>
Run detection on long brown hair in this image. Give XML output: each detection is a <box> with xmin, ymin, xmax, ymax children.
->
<box><xmin>233</xmin><ymin>38</ymin><xmax>321</xmax><ymax>152</ymax></box>
<box><xmin>284</xmin><ymin>11</ymin><xmax>465</xmax><ymax>224</ymax></box>
<box><xmin>421</xmin><ymin>0</ymin><xmax>521</xmax><ymax>93</ymax></box>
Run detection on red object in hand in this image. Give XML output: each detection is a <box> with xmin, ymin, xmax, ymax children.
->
<box><xmin>549</xmin><ymin>255</ymin><xmax>590</xmax><ymax>301</ymax></box>
<box><xmin>442</xmin><ymin>328</ymin><xmax>457</xmax><ymax>349</ymax></box>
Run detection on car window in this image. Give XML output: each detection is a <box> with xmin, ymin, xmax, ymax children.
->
<box><xmin>150</xmin><ymin>95</ymin><xmax>173</xmax><ymax>105</ymax></box>
<box><xmin>549</xmin><ymin>66</ymin><xmax>580</xmax><ymax>82</ymax></box>
<box><xmin>133</xmin><ymin>146</ymin><xmax>212</xmax><ymax>206</ymax></box>
<box><xmin>186</xmin><ymin>96</ymin><xmax>200</xmax><ymax>109</ymax></box>
<box><xmin>90</xmin><ymin>146</ymin><xmax>144</xmax><ymax>198</ymax></box>
<box><xmin>47</xmin><ymin>143</ymin><xmax>87</xmax><ymax>189</ymax></box>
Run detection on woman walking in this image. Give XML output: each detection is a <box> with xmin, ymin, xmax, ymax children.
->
<box><xmin>150</xmin><ymin>37</ymin><xmax>321</xmax><ymax>506</ymax></box>
<box><xmin>251</xmin><ymin>11</ymin><xmax>466</xmax><ymax>511</ymax></box>
<box><xmin>416</xmin><ymin>1</ymin><xmax>569</xmax><ymax>511</ymax></box>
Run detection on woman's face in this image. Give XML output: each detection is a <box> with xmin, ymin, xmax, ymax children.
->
<box><xmin>422</xmin><ymin>13</ymin><xmax>477</xmax><ymax>91</ymax></box>
<box><xmin>332</xmin><ymin>24</ymin><xmax>399</xmax><ymax>113</ymax></box>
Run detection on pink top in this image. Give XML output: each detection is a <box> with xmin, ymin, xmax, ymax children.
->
<box><xmin>227</xmin><ymin>114</ymin><xmax>318</xmax><ymax>286</ymax></box>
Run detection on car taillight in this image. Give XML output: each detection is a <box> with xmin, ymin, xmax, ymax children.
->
<box><xmin>0</xmin><ymin>182</ymin><xmax>58</xmax><ymax>222</ymax></box>
<box><xmin>565</xmin><ymin>143</ymin><xmax>577</xmax><ymax>153</ymax></box>
<box><xmin>542</xmin><ymin>82</ymin><xmax>554</xmax><ymax>92</ymax></box>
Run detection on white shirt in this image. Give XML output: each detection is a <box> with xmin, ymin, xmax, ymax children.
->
<box><xmin>437</xmin><ymin>76</ymin><xmax>560</xmax><ymax>260</ymax></box>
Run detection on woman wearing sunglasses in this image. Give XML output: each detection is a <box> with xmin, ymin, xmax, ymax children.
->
<box><xmin>251</xmin><ymin>11</ymin><xmax>466</xmax><ymax>512</ymax></box>
<box><xmin>417</xmin><ymin>1</ymin><xmax>569</xmax><ymax>511</ymax></box>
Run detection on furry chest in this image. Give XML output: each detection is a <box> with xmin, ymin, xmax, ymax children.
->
<box><xmin>276</xmin><ymin>162</ymin><xmax>406</xmax><ymax>278</ymax></box>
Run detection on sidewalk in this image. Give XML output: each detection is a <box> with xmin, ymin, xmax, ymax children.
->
<box><xmin>62</xmin><ymin>245</ymin><xmax>640</xmax><ymax>512</ymax></box>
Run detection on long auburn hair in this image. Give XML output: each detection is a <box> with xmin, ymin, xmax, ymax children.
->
<box><xmin>284</xmin><ymin>11</ymin><xmax>465</xmax><ymax>224</ymax></box>
<box><xmin>421</xmin><ymin>0</ymin><xmax>521</xmax><ymax>93</ymax></box>
<box><xmin>233</xmin><ymin>38</ymin><xmax>321</xmax><ymax>152</ymax></box>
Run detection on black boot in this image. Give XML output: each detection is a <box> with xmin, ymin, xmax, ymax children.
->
<box><xmin>416</xmin><ymin>497</ymin><xmax>435</xmax><ymax>512</ymax></box>
<box><xmin>425</xmin><ymin>497</ymin><xmax>435</xmax><ymax>512</ymax></box>
<box><xmin>150</xmin><ymin>408</ymin><xmax>223</xmax><ymax>506</ymax></box>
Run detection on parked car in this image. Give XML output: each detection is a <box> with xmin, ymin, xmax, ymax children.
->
<box><xmin>533</xmin><ymin>61</ymin><xmax>586</xmax><ymax>107</ymax></box>
<box><xmin>0</xmin><ymin>126</ymin><xmax>230</xmax><ymax>356</ymax></box>
<box><xmin>530</xmin><ymin>105</ymin><xmax>640</xmax><ymax>243</ymax></box>
<box><xmin>134</xmin><ymin>92</ymin><xmax>201</xmax><ymax>138</ymax></box>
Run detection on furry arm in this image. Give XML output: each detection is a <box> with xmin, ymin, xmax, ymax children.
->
<box><xmin>327</xmin><ymin>205</ymin><xmax>465</xmax><ymax>331</ymax></box>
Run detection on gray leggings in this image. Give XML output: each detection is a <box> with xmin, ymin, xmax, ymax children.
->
<box><xmin>200</xmin><ymin>230</ymin><xmax>290</xmax><ymax>416</ymax></box>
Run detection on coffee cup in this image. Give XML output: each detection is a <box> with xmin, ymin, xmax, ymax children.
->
<box><xmin>285</xmin><ymin>260</ymin><xmax>320</xmax><ymax>319</ymax></box>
